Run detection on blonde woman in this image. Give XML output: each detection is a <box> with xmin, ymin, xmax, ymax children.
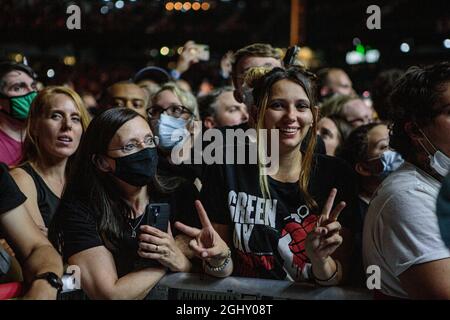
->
<box><xmin>175</xmin><ymin>66</ymin><xmax>357</xmax><ymax>285</ymax></box>
<box><xmin>148</xmin><ymin>82</ymin><xmax>199</xmax><ymax>151</ymax></box>
<box><xmin>10</xmin><ymin>86</ymin><xmax>90</xmax><ymax>234</ymax></box>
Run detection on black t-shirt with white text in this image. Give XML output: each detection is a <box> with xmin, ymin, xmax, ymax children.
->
<box><xmin>201</xmin><ymin>153</ymin><xmax>358</xmax><ymax>281</ymax></box>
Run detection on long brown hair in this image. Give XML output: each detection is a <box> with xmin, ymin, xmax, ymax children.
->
<box><xmin>251</xmin><ymin>66</ymin><xmax>319</xmax><ymax>211</ymax></box>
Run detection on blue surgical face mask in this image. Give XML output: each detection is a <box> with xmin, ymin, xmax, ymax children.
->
<box><xmin>368</xmin><ymin>150</ymin><xmax>404</xmax><ymax>179</ymax></box>
<box><xmin>379</xmin><ymin>150</ymin><xmax>404</xmax><ymax>177</ymax></box>
<box><xmin>157</xmin><ymin>113</ymin><xmax>190</xmax><ymax>150</ymax></box>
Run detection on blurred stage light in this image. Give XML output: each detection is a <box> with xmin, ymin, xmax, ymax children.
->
<box><xmin>165</xmin><ymin>2</ymin><xmax>174</xmax><ymax>11</ymax></box>
<box><xmin>444</xmin><ymin>39</ymin><xmax>450</xmax><ymax>49</ymax></box>
<box><xmin>346</xmin><ymin>51</ymin><xmax>364</xmax><ymax>65</ymax></box>
<box><xmin>150</xmin><ymin>49</ymin><xmax>158</xmax><ymax>57</ymax></box>
<box><xmin>298</xmin><ymin>47</ymin><xmax>313</xmax><ymax>61</ymax></box>
<box><xmin>192</xmin><ymin>2</ymin><xmax>201</xmax><ymax>10</ymax></box>
<box><xmin>160</xmin><ymin>46</ymin><xmax>170</xmax><ymax>56</ymax></box>
<box><xmin>201</xmin><ymin>2</ymin><xmax>210</xmax><ymax>10</ymax></box>
<box><xmin>365</xmin><ymin>49</ymin><xmax>380</xmax><ymax>63</ymax></box>
<box><xmin>183</xmin><ymin>2</ymin><xmax>192</xmax><ymax>11</ymax></box>
<box><xmin>352</xmin><ymin>37</ymin><xmax>361</xmax><ymax>46</ymax></box>
<box><xmin>400</xmin><ymin>42</ymin><xmax>410</xmax><ymax>53</ymax></box>
<box><xmin>115</xmin><ymin>1</ymin><xmax>125</xmax><ymax>9</ymax></box>
<box><xmin>63</xmin><ymin>56</ymin><xmax>77</xmax><ymax>66</ymax></box>
<box><xmin>47</xmin><ymin>69</ymin><xmax>55</xmax><ymax>78</ymax></box>
<box><xmin>12</xmin><ymin>53</ymin><xmax>23</xmax><ymax>63</ymax></box>
<box><xmin>100</xmin><ymin>5</ymin><xmax>109</xmax><ymax>14</ymax></box>
<box><xmin>174</xmin><ymin>2</ymin><xmax>183</xmax><ymax>10</ymax></box>
<box><xmin>177</xmin><ymin>47</ymin><xmax>184</xmax><ymax>54</ymax></box>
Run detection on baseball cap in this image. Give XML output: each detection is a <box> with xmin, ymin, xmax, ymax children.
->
<box><xmin>133</xmin><ymin>66</ymin><xmax>171</xmax><ymax>85</ymax></box>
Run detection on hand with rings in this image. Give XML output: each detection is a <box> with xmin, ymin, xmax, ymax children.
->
<box><xmin>137</xmin><ymin>223</ymin><xmax>191</xmax><ymax>272</ymax></box>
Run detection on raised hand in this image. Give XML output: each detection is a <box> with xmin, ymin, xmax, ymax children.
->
<box><xmin>174</xmin><ymin>200</ymin><xmax>230</xmax><ymax>264</ymax></box>
<box><xmin>175</xmin><ymin>40</ymin><xmax>200</xmax><ymax>74</ymax></box>
<box><xmin>306</xmin><ymin>188</ymin><xmax>346</xmax><ymax>263</ymax></box>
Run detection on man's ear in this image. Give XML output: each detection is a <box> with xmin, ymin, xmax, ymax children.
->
<box><xmin>355</xmin><ymin>162</ymin><xmax>372</xmax><ymax>177</ymax></box>
<box><xmin>92</xmin><ymin>154</ymin><xmax>112</xmax><ymax>173</ymax></box>
<box><xmin>203</xmin><ymin>116</ymin><xmax>216</xmax><ymax>129</ymax></box>
<box><xmin>404</xmin><ymin>122</ymin><xmax>422</xmax><ymax>140</ymax></box>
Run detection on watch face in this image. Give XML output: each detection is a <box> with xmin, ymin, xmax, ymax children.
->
<box><xmin>37</xmin><ymin>272</ymin><xmax>63</xmax><ymax>290</ymax></box>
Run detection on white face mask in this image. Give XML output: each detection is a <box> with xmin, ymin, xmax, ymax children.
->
<box><xmin>430</xmin><ymin>150</ymin><xmax>450</xmax><ymax>177</ymax></box>
<box><xmin>419</xmin><ymin>128</ymin><xmax>450</xmax><ymax>177</ymax></box>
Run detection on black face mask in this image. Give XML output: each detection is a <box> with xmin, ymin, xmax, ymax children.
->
<box><xmin>109</xmin><ymin>148</ymin><xmax>158</xmax><ymax>187</ymax></box>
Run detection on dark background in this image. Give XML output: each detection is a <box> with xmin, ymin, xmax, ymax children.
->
<box><xmin>0</xmin><ymin>0</ymin><xmax>448</xmax><ymax>94</ymax></box>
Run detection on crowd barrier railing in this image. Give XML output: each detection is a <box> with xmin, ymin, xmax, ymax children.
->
<box><xmin>60</xmin><ymin>272</ymin><xmax>373</xmax><ymax>300</ymax></box>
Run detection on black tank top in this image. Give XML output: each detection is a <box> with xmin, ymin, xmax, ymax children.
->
<box><xmin>20</xmin><ymin>163</ymin><xmax>60</xmax><ymax>227</ymax></box>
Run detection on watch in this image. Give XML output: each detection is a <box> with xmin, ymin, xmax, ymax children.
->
<box><xmin>35</xmin><ymin>272</ymin><xmax>63</xmax><ymax>292</ymax></box>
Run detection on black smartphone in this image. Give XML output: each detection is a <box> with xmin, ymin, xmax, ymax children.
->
<box><xmin>283</xmin><ymin>45</ymin><xmax>300</xmax><ymax>67</ymax></box>
<box><xmin>145</xmin><ymin>203</ymin><xmax>170</xmax><ymax>232</ymax></box>
<box><xmin>135</xmin><ymin>203</ymin><xmax>171</xmax><ymax>270</ymax></box>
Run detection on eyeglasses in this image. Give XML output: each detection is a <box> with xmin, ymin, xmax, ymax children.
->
<box><xmin>147</xmin><ymin>104</ymin><xmax>193</xmax><ymax>119</ymax></box>
<box><xmin>109</xmin><ymin>135</ymin><xmax>159</xmax><ymax>154</ymax></box>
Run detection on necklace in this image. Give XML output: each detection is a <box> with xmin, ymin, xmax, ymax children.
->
<box><xmin>128</xmin><ymin>212</ymin><xmax>146</xmax><ymax>238</ymax></box>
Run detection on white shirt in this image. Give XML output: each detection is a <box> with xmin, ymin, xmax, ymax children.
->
<box><xmin>363</xmin><ymin>162</ymin><xmax>450</xmax><ymax>298</ymax></box>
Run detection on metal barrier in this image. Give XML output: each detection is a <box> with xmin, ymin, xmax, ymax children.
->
<box><xmin>61</xmin><ymin>273</ymin><xmax>373</xmax><ymax>300</ymax></box>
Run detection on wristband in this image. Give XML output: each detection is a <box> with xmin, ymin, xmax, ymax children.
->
<box><xmin>312</xmin><ymin>259</ymin><xmax>340</xmax><ymax>286</ymax></box>
<box><xmin>204</xmin><ymin>249</ymin><xmax>231</xmax><ymax>273</ymax></box>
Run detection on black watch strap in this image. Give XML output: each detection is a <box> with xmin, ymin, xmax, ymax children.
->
<box><xmin>35</xmin><ymin>272</ymin><xmax>63</xmax><ymax>291</ymax></box>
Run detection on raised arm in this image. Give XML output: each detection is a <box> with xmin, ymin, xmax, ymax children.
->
<box><xmin>175</xmin><ymin>200</ymin><xmax>233</xmax><ymax>277</ymax></box>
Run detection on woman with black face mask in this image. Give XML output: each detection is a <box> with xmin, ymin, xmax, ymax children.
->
<box><xmin>49</xmin><ymin>108</ymin><xmax>191</xmax><ymax>300</ymax></box>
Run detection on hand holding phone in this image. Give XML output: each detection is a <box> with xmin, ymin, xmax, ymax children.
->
<box><xmin>136</xmin><ymin>203</ymin><xmax>191</xmax><ymax>272</ymax></box>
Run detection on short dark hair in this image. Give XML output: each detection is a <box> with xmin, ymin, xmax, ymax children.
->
<box><xmin>390</xmin><ymin>61</ymin><xmax>450</xmax><ymax>160</ymax></box>
<box><xmin>371</xmin><ymin>69</ymin><xmax>404</xmax><ymax>121</ymax></box>
<box><xmin>197</xmin><ymin>86</ymin><xmax>233</xmax><ymax>120</ymax></box>
<box><xmin>339</xmin><ymin>122</ymin><xmax>382</xmax><ymax>169</ymax></box>
<box><xmin>0</xmin><ymin>61</ymin><xmax>37</xmax><ymax>93</ymax></box>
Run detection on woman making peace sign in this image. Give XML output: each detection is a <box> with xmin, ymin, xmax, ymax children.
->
<box><xmin>176</xmin><ymin>66</ymin><xmax>358</xmax><ymax>285</ymax></box>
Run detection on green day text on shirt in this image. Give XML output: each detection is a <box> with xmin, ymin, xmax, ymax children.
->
<box><xmin>227</xmin><ymin>189</ymin><xmax>318</xmax><ymax>281</ymax></box>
